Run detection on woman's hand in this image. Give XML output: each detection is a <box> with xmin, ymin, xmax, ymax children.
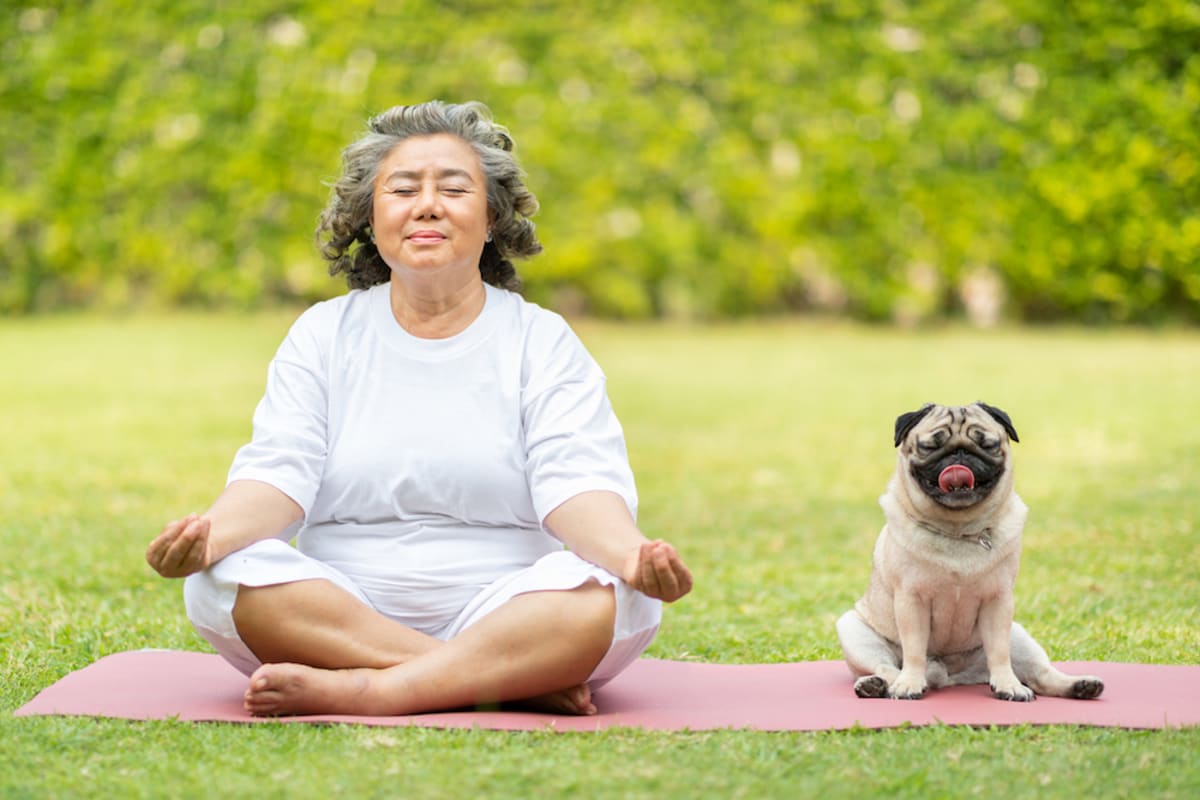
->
<box><xmin>144</xmin><ymin>480</ymin><xmax>304</xmax><ymax>579</ymax></box>
<box><xmin>145</xmin><ymin>513</ymin><xmax>213</xmax><ymax>578</ymax></box>
<box><xmin>622</xmin><ymin>539</ymin><xmax>693</xmax><ymax>603</ymax></box>
<box><xmin>543</xmin><ymin>491</ymin><xmax>694</xmax><ymax>602</ymax></box>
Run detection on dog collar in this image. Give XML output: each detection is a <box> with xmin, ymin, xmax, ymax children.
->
<box><xmin>913</xmin><ymin>518</ymin><xmax>994</xmax><ymax>550</ymax></box>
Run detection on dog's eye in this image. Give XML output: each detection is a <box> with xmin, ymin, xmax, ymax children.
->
<box><xmin>971</xmin><ymin>431</ymin><xmax>1001</xmax><ymax>450</ymax></box>
<box><xmin>916</xmin><ymin>431</ymin><xmax>946</xmax><ymax>453</ymax></box>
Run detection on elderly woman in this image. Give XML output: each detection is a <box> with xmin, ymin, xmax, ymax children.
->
<box><xmin>145</xmin><ymin>101</ymin><xmax>692</xmax><ymax>716</ymax></box>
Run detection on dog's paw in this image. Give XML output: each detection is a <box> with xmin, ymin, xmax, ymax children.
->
<box><xmin>991</xmin><ymin>680</ymin><xmax>1035</xmax><ymax>702</ymax></box>
<box><xmin>1068</xmin><ymin>677</ymin><xmax>1104</xmax><ymax>700</ymax></box>
<box><xmin>887</xmin><ymin>675</ymin><xmax>927</xmax><ymax>700</ymax></box>
<box><xmin>854</xmin><ymin>675</ymin><xmax>889</xmax><ymax>698</ymax></box>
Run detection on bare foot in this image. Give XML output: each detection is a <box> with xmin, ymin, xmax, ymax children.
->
<box><xmin>244</xmin><ymin>663</ymin><xmax>378</xmax><ymax>716</ymax></box>
<box><xmin>518</xmin><ymin>683</ymin><xmax>596</xmax><ymax>715</ymax></box>
<box><xmin>245</xmin><ymin>663</ymin><xmax>598</xmax><ymax>717</ymax></box>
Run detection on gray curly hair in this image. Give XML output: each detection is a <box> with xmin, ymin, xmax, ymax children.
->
<box><xmin>316</xmin><ymin>100</ymin><xmax>541</xmax><ymax>291</ymax></box>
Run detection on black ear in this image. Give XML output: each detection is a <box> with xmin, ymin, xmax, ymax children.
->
<box><xmin>977</xmin><ymin>402</ymin><xmax>1019</xmax><ymax>443</ymax></box>
<box><xmin>894</xmin><ymin>404</ymin><xmax>934</xmax><ymax>447</ymax></box>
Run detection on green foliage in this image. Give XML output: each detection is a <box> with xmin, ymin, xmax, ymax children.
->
<box><xmin>2</xmin><ymin>1</ymin><xmax>1199</xmax><ymax>322</ymax></box>
<box><xmin>2</xmin><ymin>315</ymin><xmax>1200</xmax><ymax>796</ymax></box>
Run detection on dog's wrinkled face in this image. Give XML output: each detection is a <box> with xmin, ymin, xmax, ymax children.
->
<box><xmin>894</xmin><ymin>403</ymin><xmax>1019</xmax><ymax>510</ymax></box>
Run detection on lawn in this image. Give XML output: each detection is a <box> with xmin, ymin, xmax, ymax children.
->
<box><xmin>2</xmin><ymin>312</ymin><xmax>1198</xmax><ymax>798</ymax></box>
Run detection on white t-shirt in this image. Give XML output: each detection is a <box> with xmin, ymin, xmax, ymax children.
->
<box><xmin>226</xmin><ymin>282</ymin><xmax>638</xmax><ymax>627</ymax></box>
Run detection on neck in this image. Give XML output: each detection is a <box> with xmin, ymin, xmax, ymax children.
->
<box><xmin>388</xmin><ymin>275</ymin><xmax>487</xmax><ymax>339</ymax></box>
<box><xmin>909</xmin><ymin>515</ymin><xmax>995</xmax><ymax>549</ymax></box>
<box><xmin>881</xmin><ymin>487</ymin><xmax>996</xmax><ymax>543</ymax></box>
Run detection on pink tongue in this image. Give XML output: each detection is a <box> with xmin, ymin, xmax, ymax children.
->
<box><xmin>938</xmin><ymin>464</ymin><xmax>976</xmax><ymax>492</ymax></box>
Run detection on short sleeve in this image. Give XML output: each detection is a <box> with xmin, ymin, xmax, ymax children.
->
<box><xmin>226</xmin><ymin>306</ymin><xmax>330</xmax><ymax>517</ymax></box>
<box><xmin>522</xmin><ymin>314</ymin><xmax>638</xmax><ymax>524</ymax></box>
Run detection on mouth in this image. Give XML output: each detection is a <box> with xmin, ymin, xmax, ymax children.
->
<box><xmin>912</xmin><ymin>451</ymin><xmax>1003</xmax><ymax>509</ymax></box>
<box><xmin>938</xmin><ymin>464</ymin><xmax>975</xmax><ymax>493</ymax></box>
<box><xmin>407</xmin><ymin>230</ymin><xmax>447</xmax><ymax>243</ymax></box>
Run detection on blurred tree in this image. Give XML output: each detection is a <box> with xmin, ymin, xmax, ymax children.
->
<box><xmin>1</xmin><ymin>0</ymin><xmax>1197</xmax><ymax>323</ymax></box>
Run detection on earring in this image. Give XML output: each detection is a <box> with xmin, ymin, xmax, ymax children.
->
<box><xmin>368</xmin><ymin>228</ymin><xmax>375</xmax><ymax>243</ymax></box>
<box><xmin>485</xmin><ymin>230</ymin><xmax>493</xmax><ymax>243</ymax></box>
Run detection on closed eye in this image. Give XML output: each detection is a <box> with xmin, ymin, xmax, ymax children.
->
<box><xmin>971</xmin><ymin>430</ymin><xmax>1002</xmax><ymax>449</ymax></box>
<box><xmin>916</xmin><ymin>430</ymin><xmax>948</xmax><ymax>453</ymax></box>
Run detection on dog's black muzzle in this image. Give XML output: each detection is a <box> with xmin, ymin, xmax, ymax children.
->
<box><xmin>910</xmin><ymin>447</ymin><xmax>1006</xmax><ymax>509</ymax></box>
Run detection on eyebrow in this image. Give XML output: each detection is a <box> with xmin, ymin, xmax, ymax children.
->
<box><xmin>382</xmin><ymin>168</ymin><xmax>477</xmax><ymax>183</ymax></box>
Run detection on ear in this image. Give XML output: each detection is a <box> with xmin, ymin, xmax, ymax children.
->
<box><xmin>894</xmin><ymin>404</ymin><xmax>934</xmax><ymax>448</ymax></box>
<box><xmin>977</xmin><ymin>402</ymin><xmax>1019</xmax><ymax>443</ymax></box>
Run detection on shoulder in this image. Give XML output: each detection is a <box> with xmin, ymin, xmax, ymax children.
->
<box><xmin>486</xmin><ymin>287</ymin><xmax>602</xmax><ymax>390</ymax></box>
<box><xmin>492</xmin><ymin>287</ymin><xmax>589</xmax><ymax>358</ymax></box>
<box><xmin>293</xmin><ymin>287</ymin><xmax>373</xmax><ymax>330</ymax></box>
<box><xmin>279</xmin><ymin>287</ymin><xmax>374</xmax><ymax>359</ymax></box>
<box><xmin>487</xmin><ymin>286</ymin><xmax>570</xmax><ymax>335</ymax></box>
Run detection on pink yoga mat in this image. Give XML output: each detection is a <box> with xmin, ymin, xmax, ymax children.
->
<box><xmin>14</xmin><ymin>650</ymin><xmax>1199</xmax><ymax>731</ymax></box>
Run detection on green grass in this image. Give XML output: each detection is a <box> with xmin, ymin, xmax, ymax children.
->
<box><xmin>2</xmin><ymin>313</ymin><xmax>1198</xmax><ymax>798</ymax></box>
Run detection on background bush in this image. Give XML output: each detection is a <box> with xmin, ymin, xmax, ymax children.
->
<box><xmin>2</xmin><ymin>0</ymin><xmax>1198</xmax><ymax>323</ymax></box>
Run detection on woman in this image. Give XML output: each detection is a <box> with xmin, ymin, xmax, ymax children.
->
<box><xmin>145</xmin><ymin>100</ymin><xmax>692</xmax><ymax>717</ymax></box>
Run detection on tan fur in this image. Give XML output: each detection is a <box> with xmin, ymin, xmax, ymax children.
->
<box><xmin>836</xmin><ymin>403</ymin><xmax>1104</xmax><ymax>701</ymax></box>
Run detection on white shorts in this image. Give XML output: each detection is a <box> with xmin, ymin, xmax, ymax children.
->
<box><xmin>183</xmin><ymin>539</ymin><xmax>662</xmax><ymax>689</ymax></box>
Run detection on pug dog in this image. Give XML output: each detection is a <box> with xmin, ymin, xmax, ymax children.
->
<box><xmin>836</xmin><ymin>402</ymin><xmax>1104</xmax><ymax>701</ymax></box>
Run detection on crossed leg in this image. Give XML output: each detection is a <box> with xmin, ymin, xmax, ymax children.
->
<box><xmin>232</xmin><ymin>578</ymin><xmax>617</xmax><ymax>716</ymax></box>
<box><xmin>231</xmin><ymin>578</ymin><xmax>441</xmax><ymax>669</ymax></box>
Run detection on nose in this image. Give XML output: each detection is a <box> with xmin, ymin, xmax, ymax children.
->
<box><xmin>413</xmin><ymin>183</ymin><xmax>443</xmax><ymax>219</ymax></box>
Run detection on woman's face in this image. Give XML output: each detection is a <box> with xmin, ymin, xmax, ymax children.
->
<box><xmin>370</xmin><ymin>134</ymin><xmax>490</xmax><ymax>285</ymax></box>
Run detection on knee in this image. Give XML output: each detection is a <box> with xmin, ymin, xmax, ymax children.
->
<box><xmin>569</xmin><ymin>581</ymin><xmax>618</xmax><ymax>637</ymax></box>
<box><xmin>228</xmin><ymin>582</ymin><xmax>298</xmax><ymax>633</ymax></box>
<box><xmin>182</xmin><ymin>569</ymin><xmax>228</xmax><ymax>633</ymax></box>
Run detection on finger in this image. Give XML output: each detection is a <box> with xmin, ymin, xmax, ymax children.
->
<box><xmin>651</xmin><ymin>541</ymin><xmax>692</xmax><ymax>601</ymax></box>
<box><xmin>659</xmin><ymin>542</ymin><xmax>692</xmax><ymax>589</ymax></box>
<box><xmin>635</xmin><ymin>543</ymin><xmax>655</xmax><ymax>594</ymax></box>
<box><xmin>639</xmin><ymin>543</ymin><xmax>663</xmax><ymax>598</ymax></box>
<box><xmin>670</xmin><ymin>555</ymin><xmax>694</xmax><ymax>599</ymax></box>
<box><xmin>146</xmin><ymin>517</ymin><xmax>189</xmax><ymax>570</ymax></box>
<box><xmin>177</xmin><ymin>525</ymin><xmax>208</xmax><ymax>572</ymax></box>
<box><xmin>163</xmin><ymin>517</ymin><xmax>206</xmax><ymax>574</ymax></box>
<box><xmin>158</xmin><ymin>521</ymin><xmax>193</xmax><ymax>572</ymax></box>
<box><xmin>179</xmin><ymin>517</ymin><xmax>212</xmax><ymax>572</ymax></box>
<box><xmin>650</xmin><ymin>543</ymin><xmax>680</xmax><ymax>600</ymax></box>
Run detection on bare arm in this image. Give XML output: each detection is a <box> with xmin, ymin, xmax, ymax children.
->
<box><xmin>543</xmin><ymin>490</ymin><xmax>693</xmax><ymax>603</ymax></box>
<box><xmin>145</xmin><ymin>479</ymin><xmax>304</xmax><ymax>578</ymax></box>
